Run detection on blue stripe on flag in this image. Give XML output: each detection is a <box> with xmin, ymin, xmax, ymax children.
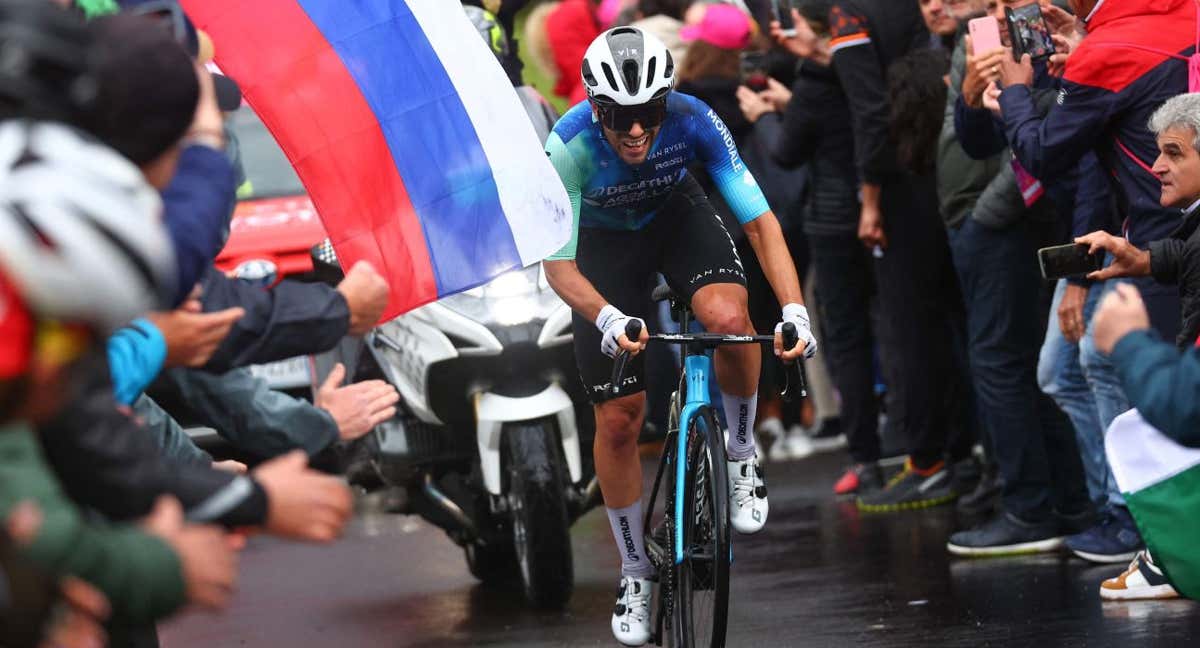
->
<box><xmin>295</xmin><ymin>0</ymin><xmax>522</xmax><ymax>296</ymax></box>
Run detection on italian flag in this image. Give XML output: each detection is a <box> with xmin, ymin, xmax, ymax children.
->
<box><xmin>1107</xmin><ymin>410</ymin><xmax>1200</xmax><ymax>599</ymax></box>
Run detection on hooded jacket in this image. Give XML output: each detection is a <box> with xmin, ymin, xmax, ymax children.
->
<box><xmin>998</xmin><ymin>0</ymin><xmax>1195</xmax><ymax>249</ymax></box>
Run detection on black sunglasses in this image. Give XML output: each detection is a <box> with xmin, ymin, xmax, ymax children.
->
<box><xmin>595</xmin><ymin>98</ymin><xmax>668</xmax><ymax>133</ymax></box>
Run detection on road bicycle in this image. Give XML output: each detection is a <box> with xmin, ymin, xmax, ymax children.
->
<box><xmin>610</xmin><ymin>284</ymin><xmax>806</xmax><ymax>647</ymax></box>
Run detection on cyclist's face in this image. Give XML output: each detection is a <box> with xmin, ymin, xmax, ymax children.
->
<box><xmin>601</xmin><ymin>119</ymin><xmax>660</xmax><ymax>164</ymax></box>
<box><xmin>594</xmin><ymin>105</ymin><xmax>661</xmax><ymax>164</ymax></box>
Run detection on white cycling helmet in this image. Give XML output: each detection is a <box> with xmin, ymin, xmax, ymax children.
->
<box><xmin>581</xmin><ymin>26</ymin><xmax>675</xmax><ymax>106</ymax></box>
<box><xmin>0</xmin><ymin>121</ymin><xmax>176</xmax><ymax>333</ymax></box>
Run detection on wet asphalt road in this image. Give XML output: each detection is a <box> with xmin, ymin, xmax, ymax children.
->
<box><xmin>160</xmin><ymin>452</ymin><xmax>1200</xmax><ymax>648</ymax></box>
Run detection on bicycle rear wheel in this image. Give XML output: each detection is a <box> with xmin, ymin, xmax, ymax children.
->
<box><xmin>671</xmin><ymin>406</ymin><xmax>730</xmax><ymax>648</ymax></box>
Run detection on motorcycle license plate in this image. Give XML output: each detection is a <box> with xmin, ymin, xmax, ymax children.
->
<box><xmin>248</xmin><ymin>356</ymin><xmax>312</xmax><ymax>390</ymax></box>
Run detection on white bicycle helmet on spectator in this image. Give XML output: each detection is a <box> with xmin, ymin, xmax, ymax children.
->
<box><xmin>581</xmin><ymin>26</ymin><xmax>675</xmax><ymax>107</ymax></box>
<box><xmin>0</xmin><ymin>120</ymin><xmax>176</xmax><ymax>332</ymax></box>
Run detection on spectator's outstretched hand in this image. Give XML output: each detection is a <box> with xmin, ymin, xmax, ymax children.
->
<box><xmin>39</xmin><ymin>577</ymin><xmax>111</xmax><ymax>648</ymax></box>
<box><xmin>1047</xmin><ymin>35</ymin><xmax>1073</xmax><ymax>78</ymax></box>
<box><xmin>769</xmin><ymin>9</ymin><xmax>822</xmax><ymax>61</ymax></box>
<box><xmin>1057</xmin><ymin>282</ymin><xmax>1089</xmax><ymax>343</ymax></box>
<box><xmin>1076</xmin><ymin>231</ymin><xmax>1152</xmax><ymax>280</ymax></box>
<box><xmin>314</xmin><ymin>363</ymin><xmax>400</xmax><ymax>441</ymax></box>
<box><xmin>999</xmin><ymin>51</ymin><xmax>1034</xmax><ymax>89</ymax></box>
<box><xmin>253</xmin><ymin>450</ymin><xmax>353</xmax><ymax>543</ymax></box>
<box><xmin>962</xmin><ymin>36</ymin><xmax>1005</xmax><ymax>108</ymax></box>
<box><xmin>1040</xmin><ymin>2</ymin><xmax>1085</xmax><ymax>48</ymax></box>
<box><xmin>758</xmin><ymin>77</ymin><xmax>793</xmax><ymax>112</ymax></box>
<box><xmin>981</xmin><ymin>81</ymin><xmax>1003</xmax><ymax>116</ymax></box>
<box><xmin>148</xmin><ymin>306</ymin><xmax>245</xmax><ymax>368</ymax></box>
<box><xmin>187</xmin><ymin>62</ymin><xmax>225</xmax><ymax>150</ymax></box>
<box><xmin>857</xmin><ymin>203</ymin><xmax>886</xmax><ymax>249</ymax></box>
<box><xmin>337</xmin><ymin>261</ymin><xmax>390</xmax><ymax>335</ymax></box>
<box><xmin>141</xmin><ymin>496</ymin><xmax>238</xmax><ymax>610</ymax></box>
<box><xmin>736</xmin><ymin>85</ymin><xmax>774</xmax><ymax>123</ymax></box>
<box><xmin>1094</xmin><ymin>284</ymin><xmax>1151</xmax><ymax>354</ymax></box>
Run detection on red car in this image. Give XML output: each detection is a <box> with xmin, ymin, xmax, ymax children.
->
<box><xmin>216</xmin><ymin>106</ymin><xmax>329</xmax><ymax>390</ymax></box>
<box><xmin>215</xmin><ymin>106</ymin><xmax>328</xmax><ymax>285</ymax></box>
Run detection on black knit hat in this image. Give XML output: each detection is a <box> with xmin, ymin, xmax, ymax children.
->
<box><xmin>90</xmin><ymin>12</ymin><xmax>198</xmax><ymax>165</ymax></box>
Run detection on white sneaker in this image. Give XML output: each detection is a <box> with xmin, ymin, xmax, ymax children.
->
<box><xmin>611</xmin><ymin>575</ymin><xmax>653</xmax><ymax>646</ymax></box>
<box><xmin>784</xmin><ymin>425</ymin><xmax>814</xmax><ymax>460</ymax></box>
<box><xmin>728</xmin><ymin>455</ymin><xmax>769</xmax><ymax>534</ymax></box>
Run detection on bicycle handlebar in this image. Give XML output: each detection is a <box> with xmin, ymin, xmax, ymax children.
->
<box><xmin>608</xmin><ymin>321</ymin><xmax>808</xmax><ymax>402</ymax></box>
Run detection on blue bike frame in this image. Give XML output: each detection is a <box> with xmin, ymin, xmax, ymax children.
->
<box><xmin>673</xmin><ymin>353</ymin><xmax>712</xmax><ymax>565</ymax></box>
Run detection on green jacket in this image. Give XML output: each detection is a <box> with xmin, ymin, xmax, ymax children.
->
<box><xmin>1110</xmin><ymin>330</ymin><xmax>1200</xmax><ymax>448</ymax></box>
<box><xmin>0</xmin><ymin>422</ymin><xmax>187</xmax><ymax>624</ymax></box>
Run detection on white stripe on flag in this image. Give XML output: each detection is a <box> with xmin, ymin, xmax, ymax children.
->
<box><xmin>406</xmin><ymin>0</ymin><xmax>572</xmax><ymax>269</ymax></box>
<box><xmin>1105</xmin><ymin>408</ymin><xmax>1200</xmax><ymax>493</ymax></box>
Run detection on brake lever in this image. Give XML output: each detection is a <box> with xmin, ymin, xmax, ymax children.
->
<box><xmin>608</xmin><ymin>319</ymin><xmax>645</xmax><ymax>399</ymax></box>
<box><xmin>779</xmin><ymin>322</ymin><xmax>808</xmax><ymax>403</ymax></box>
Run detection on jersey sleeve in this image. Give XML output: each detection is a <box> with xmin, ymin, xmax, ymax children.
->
<box><xmin>688</xmin><ymin>96</ymin><xmax>770</xmax><ymax>224</ymax></box>
<box><xmin>544</xmin><ymin>132</ymin><xmax>584</xmax><ymax>261</ymax></box>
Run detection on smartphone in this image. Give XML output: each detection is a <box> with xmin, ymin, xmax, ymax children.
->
<box><xmin>773</xmin><ymin>0</ymin><xmax>796</xmax><ymax>37</ymax></box>
<box><xmin>1038</xmin><ymin>244</ymin><xmax>1104</xmax><ymax>280</ymax></box>
<box><xmin>740</xmin><ymin>51</ymin><xmax>769</xmax><ymax>92</ymax></box>
<box><xmin>967</xmin><ymin>16</ymin><xmax>1002</xmax><ymax>56</ymax></box>
<box><xmin>1005</xmin><ymin>4</ymin><xmax>1055</xmax><ymax>61</ymax></box>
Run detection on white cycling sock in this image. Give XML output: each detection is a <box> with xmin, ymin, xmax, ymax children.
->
<box><xmin>722</xmin><ymin>391</ymin><xmax>758</xmax><ymax>461</ymax></box>
<box><xmin>606</xmin><ymin>502</ymin><xmax>655</xmax><ymax>578</ymax></box>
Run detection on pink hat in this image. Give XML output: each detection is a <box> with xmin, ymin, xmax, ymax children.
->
<box><xmin>680</xmin><ymin>3</ymin><xmax>753</xmax><ymax>51</ymax></box>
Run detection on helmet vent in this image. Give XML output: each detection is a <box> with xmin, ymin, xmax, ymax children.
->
<box><xmin>600</xmin><ymin>61</ymin><xmax>619</xmax><ymax>93</ymax></box>
<box><xmin>664</xmin><ymin>50</ymin><xmax>674</xmax><ymax>79</ymax></box>
<box><xmin>81</xmin><ymin>207</ymin><xmax>157</xmax><ymax>289</ymax></box>
<box><xmin>621</xmin><ymin>59</ymin><xmax>640</xmax><ymax>95</ymax></box>
<box><xmin>582</xmin><ymin>60</ymin><xmax>598</xmax><ymax>87</ymax></box>
<box><xmin>645</xmin><ymin>56</ymin><xmax>657</xmax><ymax>89</ymax></box>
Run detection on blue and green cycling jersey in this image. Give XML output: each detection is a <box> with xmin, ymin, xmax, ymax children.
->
<box><xmin>545</xmin><ymin>92</ymin><xmax>770</xmax><ymax>261</ymax></box>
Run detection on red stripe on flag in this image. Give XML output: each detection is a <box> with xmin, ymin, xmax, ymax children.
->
<box><xmin>181</xmin><ymin>0</ymin><xmax>438</xmax><ymax>318</ymax></box>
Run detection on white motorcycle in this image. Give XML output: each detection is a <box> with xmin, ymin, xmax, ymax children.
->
<box><xmin>311</xmin><ymin>244</ymin><xmax>597</xmax><ymax>608</ymax></box>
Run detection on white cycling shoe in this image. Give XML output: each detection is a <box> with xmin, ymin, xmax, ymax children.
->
<box><xmin>729</xmin><ymin>455</ymin><xmax>769</xmax><ymax>534</ymax></box>
<box><xmin>612</xmin><ymin>575</ymin><xmax>653</xmax><ymax>646</ymax></box>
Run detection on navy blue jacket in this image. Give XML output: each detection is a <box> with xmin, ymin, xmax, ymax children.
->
<box><xmin>955</xmin><ymin>59</ymin><xmax>1116</xmax><ymax>262</ymax></box>
<box><xmin>997</xmin><ymin>0</ymin><xmax>1195</xmax><ymax>250</ymax></box>
<box><xmin>163</xmin><ymin>145</ymin><xmax>237</xmax><ymax>304</ymax></box>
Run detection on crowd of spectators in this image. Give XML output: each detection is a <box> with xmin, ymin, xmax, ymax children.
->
<box><xmin>528</xmin><ymin>0</ymin><xmax>1200</xmax><ymax>603</ymax></box>
<box><xmin>5</xmin><ymin>0</ymin><xmax>1200</xmax><ymax>645</ymax></box>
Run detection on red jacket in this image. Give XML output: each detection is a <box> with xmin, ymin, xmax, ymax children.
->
<box><xmin>1000</xmin><ymin>0</ymin><xmax>1196</xmax><ymax>249</ymax></box>
<box><xmin>546</xmin><ymin>0</ymin><xmax>600</xmax><ymax>103</ymax></box>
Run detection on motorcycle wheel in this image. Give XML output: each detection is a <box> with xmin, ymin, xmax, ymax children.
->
<box><xmin>464</xmin><ymin>539</ymin><xmax>515</xmax><ymax>584</ymax></box>
<box><xmin>503</xmin><ymin>419</ymin><xmax>574</xmax><ymax>608</ymax></box>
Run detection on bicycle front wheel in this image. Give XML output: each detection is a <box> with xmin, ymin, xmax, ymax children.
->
<box><xmin>671</xmin><ymin>406</ymin><xmax>730</xmax><ymax>648</ymax></box>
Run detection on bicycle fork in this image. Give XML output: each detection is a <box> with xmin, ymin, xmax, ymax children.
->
<box><xmin>674</xmin><ymin>351</ymin><xmax>711</xmax><ymax>565</ymax></box>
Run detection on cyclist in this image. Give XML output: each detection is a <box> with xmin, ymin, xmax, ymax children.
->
<box><xmin>541</xmin><ymin>26</ymin><xmax>817</xmax><ymax>646</ymax></box>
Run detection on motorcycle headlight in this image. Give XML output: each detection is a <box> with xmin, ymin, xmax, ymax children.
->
<box><xmin>439</xmin><ymin>265</ymin><xmax>561</xmax><ymax>328</ymax></box>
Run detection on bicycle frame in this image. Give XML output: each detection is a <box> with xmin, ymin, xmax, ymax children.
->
<box><xmin>673</xmin><ymin>351</ymin><xmax>712</xmax><ymax>565</ymax></box>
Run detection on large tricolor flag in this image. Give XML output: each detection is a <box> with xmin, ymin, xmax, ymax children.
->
<box><xmin>181</xmin><ymin>0</ymin><xmax>572</xmax><ymax>320</ymax></box>
<box><xmin>1107</xmin><ymin>410</ymin><xmax>1200</xmax><ymax>599</ymax></box>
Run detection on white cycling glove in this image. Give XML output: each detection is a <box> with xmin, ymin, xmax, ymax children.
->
<box><xmin>596</xmin><ymin>305</ymin><xmax>644</xmax><ymax>359</ymax></box>
<box><xmin>775</xmin><ymin>303</ymin><xmax>818</xmax><ymax>359</ymax></box>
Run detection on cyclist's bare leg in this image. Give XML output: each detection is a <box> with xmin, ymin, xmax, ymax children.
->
<box><xmin>692</xmin><ymin>283</ymin><xmax>762</xmax><ymax>462</ymax></box>
<box><xmin>691</xmin><ymin>283</ymin><xmax>761</xmax><ymax>399</ymax></box>
<box><xmin>595</xmin><ymin>392</ymin><xmax>656</xmax><ymax>581</ymax></box>
<box><xmin>691</xmin><ymin>283</ymin><xmax>770</xmax><ymax>532</ymax></box>
<box><xmin>594</xmin><ymin>392</ymin><xmax>646</xmax><ymax>508</ymax></box>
